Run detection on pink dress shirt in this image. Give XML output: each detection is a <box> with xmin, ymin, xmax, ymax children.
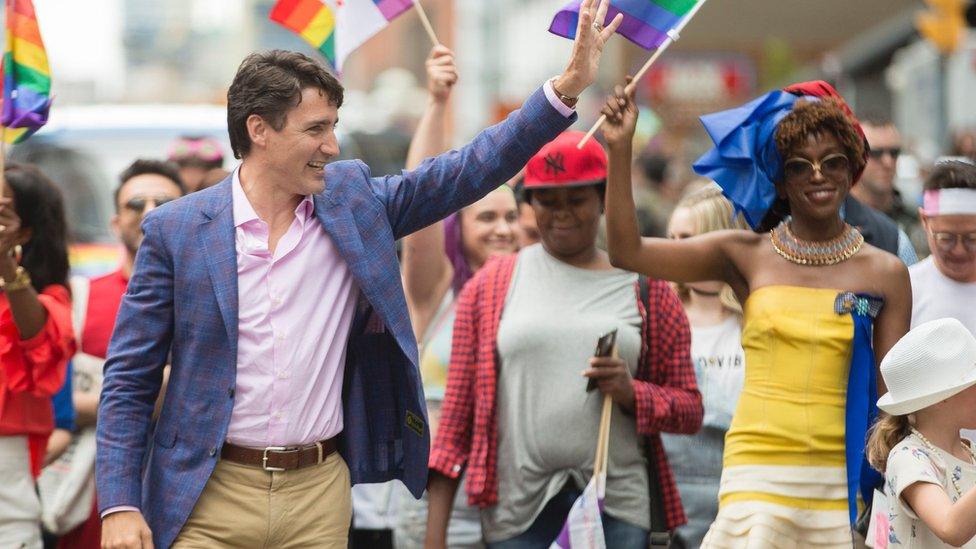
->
<box><xmin>101</xmin><ymin>80</ymin><xmax>573</xmax><ymax>517</ymax></box>
<box><xmin>226</xmin><ymin>170</ymin><xmax>359</xmax><ymax>448</ymax></box>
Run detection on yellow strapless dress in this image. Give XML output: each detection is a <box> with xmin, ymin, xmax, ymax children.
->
<box><xmin>702</xmin><ymin>286</ymin><xmax>855</xmax><ymax>548</ymax></box>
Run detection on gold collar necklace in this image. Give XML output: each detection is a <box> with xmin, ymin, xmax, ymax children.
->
<box><xmin>770</xmin><ymin>219</ymin><xmax>864</xmax><ymax>266</ymax></box>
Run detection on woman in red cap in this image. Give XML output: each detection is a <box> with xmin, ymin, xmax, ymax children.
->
<box><xmin>602</xmin><ymin>79</ymin><xmax>911</xmax><ymax>547</ymax></box>
<box><xmin>426</xmin><ymin>130</ymin><xmax>703</xmax><ymax>549</ymax></box>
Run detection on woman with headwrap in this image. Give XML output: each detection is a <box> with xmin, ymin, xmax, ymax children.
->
<box><xmin>601</xmin><ymin>79</ymin><xmax>912</xmax><ymax>546</ymax></box>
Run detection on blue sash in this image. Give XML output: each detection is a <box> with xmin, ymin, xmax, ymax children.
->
<box><xmin>836</xmin><ymin>292</ymin><xmax>885</xmax><ymax>525</ymax></box>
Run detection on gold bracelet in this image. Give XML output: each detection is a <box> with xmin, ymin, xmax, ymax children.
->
<box><xmin>550</xmin><ymin>78</ymin><xmax>579</xmax><ymax>108</ymax></box>
<box><xmin>0</xmin><ymin>266</ymin><xmax>32</xmax><ymax>292</ymax></box>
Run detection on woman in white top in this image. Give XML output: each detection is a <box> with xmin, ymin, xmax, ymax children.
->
<box><xmin>662</xmin><ymin>183</ymin><xmax>747</xmax><ymax>548</ymax></box>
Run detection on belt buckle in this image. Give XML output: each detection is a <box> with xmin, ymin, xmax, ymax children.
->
<box><xmin>262</xmin><ymin>446</ymin><xmax>297</xmax><ymax>472</ymax></box>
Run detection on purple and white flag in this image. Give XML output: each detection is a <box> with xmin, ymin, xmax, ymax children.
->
<box><xmin>550</xmin><ymin>472</ymin><xmax>606</xmax><ymax>549</ymax></box>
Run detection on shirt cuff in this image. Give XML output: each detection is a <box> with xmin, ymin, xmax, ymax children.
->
<box><xmin>543</xmin><ymin>77</ymin><xmax>577</xmax><ymax>118</ymax></box>
<box><xmin>101</xmin><ymin>505</ymin><xmax>140</xmax><ymax>519</ymax></box>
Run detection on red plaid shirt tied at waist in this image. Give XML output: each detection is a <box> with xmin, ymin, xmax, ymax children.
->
<box><xmin>429</xmin><ymin>253</ymin><xmax>703</xmax><ymax>531</ymax></box>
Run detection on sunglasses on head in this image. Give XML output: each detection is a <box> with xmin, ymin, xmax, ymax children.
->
<box><xmin>124</xmin><ymin>196</ymin><xmax>176</xmax><ymax>213</ymax></box>
<box><xmin>868</xmin><ymin>147</ymin><xmax>901</xmax><ymax>160</ymax></box>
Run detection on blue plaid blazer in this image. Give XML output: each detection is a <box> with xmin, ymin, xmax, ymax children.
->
<box><xmin>95</xmin><ymin>87</ymin><xmax>575</xmax><ymax>548</ymax></box>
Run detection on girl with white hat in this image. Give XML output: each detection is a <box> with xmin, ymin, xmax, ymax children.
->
<box><xmin>867</xmin><ymin>317</ymin><xmax>976</xmax><ymax>547</ymax></box>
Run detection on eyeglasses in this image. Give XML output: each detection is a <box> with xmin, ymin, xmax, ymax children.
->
<box><xmin>783</xmin><ymin>153</ymin><xmax>851</xmax><ymax>183</ymax></box>
<box><xmin>124</xmin><ymin>196</ymin><xmax>176</xmax><ymax>213</ymax></box>
<box><xmin>868</xmin><ymin>147</ymin><xmax>901</xmax><ymax>161</ymax></box>
<box><xmin>930</xmin><ymin>231</ymin><xmax>976</xmax><ymax>254</ymax></box>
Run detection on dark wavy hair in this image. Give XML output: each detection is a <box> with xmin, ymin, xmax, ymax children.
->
<box><xmin>754</xmin><ymin>99</ymin><xmax>867</xmax><ymax>232</ymax></box>
<box><xmin>227</xmin><ymin>50</ymin><xmax>344</xmax><ymax>159</ymax></box>
<box><xmin>924</xmin><ymin>160</ymin><xmax>976</xmax><ymax>191</ymax></box>
<box><xmin>4</xmin><ymin>163</ymin><xmax>70</xmax><ymax>291</ymax></box>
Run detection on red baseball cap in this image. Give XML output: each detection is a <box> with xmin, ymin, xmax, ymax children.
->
<box><xmin>524</xmin><ymin>130</ymin><xmax>608</xmax><ymax>189</ymax></box>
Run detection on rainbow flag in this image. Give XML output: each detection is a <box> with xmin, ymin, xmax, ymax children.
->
<box><xmin>550</xmin><ymin>0</ymin><xmax>697</xmax><ymax>50</ymax></box>
<box><xmin>270</xmin><ymin>0</ymin><xmax>414</xmax><ymax>71</ymax></box>
<box><xmin>1</xmin><ymin>0</ymin><xmax>51</xmax><ymax>144</ymax></box>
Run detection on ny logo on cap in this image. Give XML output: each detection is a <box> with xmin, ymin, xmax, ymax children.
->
<box><xmin>545</xmin><ymin>152</ymin><xmax>566</xmax><ymax>176</ymax></box>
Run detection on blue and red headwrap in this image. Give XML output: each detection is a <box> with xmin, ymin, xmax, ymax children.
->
<box><xmin>692</xmin><ymin>81</ymin><xmax>868</xmax><ymax>229</ymax></box>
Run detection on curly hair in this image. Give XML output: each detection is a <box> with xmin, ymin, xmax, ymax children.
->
<box><xmin>754</xmin><ymin>99</ymin><xmax>867</xmax><ymax>232</ymax></box>
<box><xmin>775</xmin><ymin>98</ymin><xmax>866</xmax><ymax>176</ymax></box>
<box><xmin>3</xmin><ymin>163</ymin><xmax>70</xmax><ymax>291</ymax></box>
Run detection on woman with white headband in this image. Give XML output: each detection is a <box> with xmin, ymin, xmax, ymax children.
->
<box><xmin>910</xmin><ymin>160</ymin><xmax>976</xmax><ymax>334</ymax></box>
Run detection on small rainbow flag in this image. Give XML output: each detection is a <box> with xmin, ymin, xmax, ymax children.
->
<box><xmin>1</xmin><ymin>0</ymin><xmax>52</xmax><ymax>145</ymax></box>
<box><xmin>550</xmin><ymin>0</ymin><xmax>697</xmax><ymax>50</ymax></box>
<box><xmin>270</xmin><ymin>0</ymin><xmax>415</xmax><ymax>71</ymax></box>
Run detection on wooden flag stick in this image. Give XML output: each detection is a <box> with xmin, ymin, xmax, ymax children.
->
<box><xmin>592</xmin><ymin>346</ymin><xmax>617</xmax><ymax>480</ymax></box>
<box><xmin>412</xmin><ymin>0</ymin><xmax>441</xmax><ymax>46</ymax></box>
<box><xmin>577</xmin><ymin>0</ymin><xmax>710</xmax><ymax>149</ymax></box>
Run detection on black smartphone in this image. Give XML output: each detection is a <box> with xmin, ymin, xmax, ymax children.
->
<box><xmin>586</xmin><ymin>329</ymin><xmax>618</xmax><ymax>392</ymax></box>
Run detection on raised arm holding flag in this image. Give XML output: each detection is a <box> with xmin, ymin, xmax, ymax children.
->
<box><xmin>549</xmin><ymin>0</ymin><xmax>709</xmax><ymax>147</ymax></box>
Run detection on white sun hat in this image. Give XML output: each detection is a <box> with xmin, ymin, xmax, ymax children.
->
<box><xmin>877</xmin><ymin>318</ymin><xmax>976</xmax><ymax>416</ymax></box>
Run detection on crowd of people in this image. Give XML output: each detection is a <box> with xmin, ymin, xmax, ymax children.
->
<box><xmin>4</xmin><ymin>1</ymin><xmax>976</xmax><ymax>546</ymax></box>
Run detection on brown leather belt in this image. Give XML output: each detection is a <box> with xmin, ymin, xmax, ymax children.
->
<box><xmin>220</xmin><ymin>438</ymin><xmax>338</xmax><ymax>471</ymax></box>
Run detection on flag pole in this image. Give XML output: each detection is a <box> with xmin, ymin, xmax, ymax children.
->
<box><xmin>412</xmin><ymin>0</ymin><xmax>441</xmax><ymax>46</ymax></box>
<box><xmin>577</xmin><ymin>0</ymin><xmax>710</xmax><ymax>148</ymax></box>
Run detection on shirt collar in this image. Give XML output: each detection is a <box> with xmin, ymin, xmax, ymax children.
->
<box><xmin>232</xmin><ymin>167</ymin><xmax>314</xmax><ymax>228</ymax></box>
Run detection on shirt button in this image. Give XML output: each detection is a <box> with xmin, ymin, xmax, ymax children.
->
<box><xmin>276</xmin><ymin>333</ymin><xmax>286</xmax><ymax>342</ymax></box>
<box><xmin>452</xmin><ymin>464</ymin><xmax>461</xmax><ymax>473</ymax></box>
<box><xmin>274</xmin><ymin>411</ymin><xmax>283</xmax><ymax>420</ymax></box>
<box><xmin>277</xmin><ymin>370</ymin><xmax>287</xmax><ymax>379</ymax></box>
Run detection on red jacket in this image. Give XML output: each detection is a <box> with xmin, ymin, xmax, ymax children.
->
<box><xmin>429</xmin><ymin>254</ymin><xmax>703</xmax><ymax>531</ymax></box>
<box><xmin>0</xmin><ymin>284</ymin><xmax>75</xmax><ymax>437</ymax></box>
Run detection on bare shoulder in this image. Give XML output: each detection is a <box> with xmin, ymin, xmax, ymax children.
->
<box><xmin>718</xmin><ymin>229</ymin><xmax>766</xmax><ymax>267</ymax></box>
<box><xmin>716</xmin><ymin>229</ymin><xmax>764</xmax><ymax>251</ymax></box>
<box><xmin>858</xmin><ymin>244</ymin><xmax>911</xmax><ymax>294</ymax></box>
<box><xmin>861</xmin><ymin>244</ymin><xmax>908</xmax><ymax>277</ymax></box>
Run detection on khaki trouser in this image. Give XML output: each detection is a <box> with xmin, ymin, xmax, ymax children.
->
<box><xmin>173</xmin><ymin>452</ymin><xmax>351</xmax><ymax>548</ymax></box>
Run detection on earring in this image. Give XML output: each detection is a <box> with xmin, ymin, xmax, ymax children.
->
<box><xmin>10</xmin><ymin>245</ymin><xmax>22</xmax><ymax>264</ymax></box>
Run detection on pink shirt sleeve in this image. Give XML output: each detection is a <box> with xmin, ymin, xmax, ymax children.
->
<box><xmin>543</xmin><ymin>78</ymin><xmax>577</xmax><ymax>118</ymax></box>
<box><xmin>101</xmin><ymin>505</ymin><xmax>141</xmax><ymax>519</ymax></box>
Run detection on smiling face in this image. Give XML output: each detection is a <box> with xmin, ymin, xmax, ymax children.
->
<box><xmin>460</xmin><ymin>188</ymin><xmax>519</xmax><ymax>270</ymax></box>
<box><xmin>777</xmin><ymin>132</ymin><xmax>853</xmax><ymax>224</ymax></box>
<box><xmin>252</xmin><ymin>87</ymin><xmax>339</xmax><ymax>196</ymax></box>
<box><xmin>530</xmin><ymin>185</ymin><xmax>603</xmax><ymax>260</ymax></box>
<box><xmin>922</xmin><ymin>213</ymin><xmax>976</xmax><ymax>283</ymax></box>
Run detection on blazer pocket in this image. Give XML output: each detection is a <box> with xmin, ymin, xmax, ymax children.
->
<box><xmin>153</xmin><ymin>421</ymin><xmax>178</xmax><ymax>449</ymax></box>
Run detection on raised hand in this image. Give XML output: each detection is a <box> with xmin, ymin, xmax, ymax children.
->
<box><xmin>601</xmin><ymin>76</ymin><xmax>638</xmax><ymax>149</ymax></box>
<box><xmin>425</xmin><ymin>45</ymin><xmax>458</xmax><ymax>105</ymax></box>
<box><xmin>554</xmin><ymin>0</ymin><xmax>624</xmax><ymax>99</ymax></box>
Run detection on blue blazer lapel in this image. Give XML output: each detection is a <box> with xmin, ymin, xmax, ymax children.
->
<box><xmin>198</xmin><ymin>179</ymin><xmax>239</xmax><ymax>346</ymax></box>
<box><xmin>312</xmin><ymin>194</ymin><xmax>394</xmax><ymax>333</ymax></box>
